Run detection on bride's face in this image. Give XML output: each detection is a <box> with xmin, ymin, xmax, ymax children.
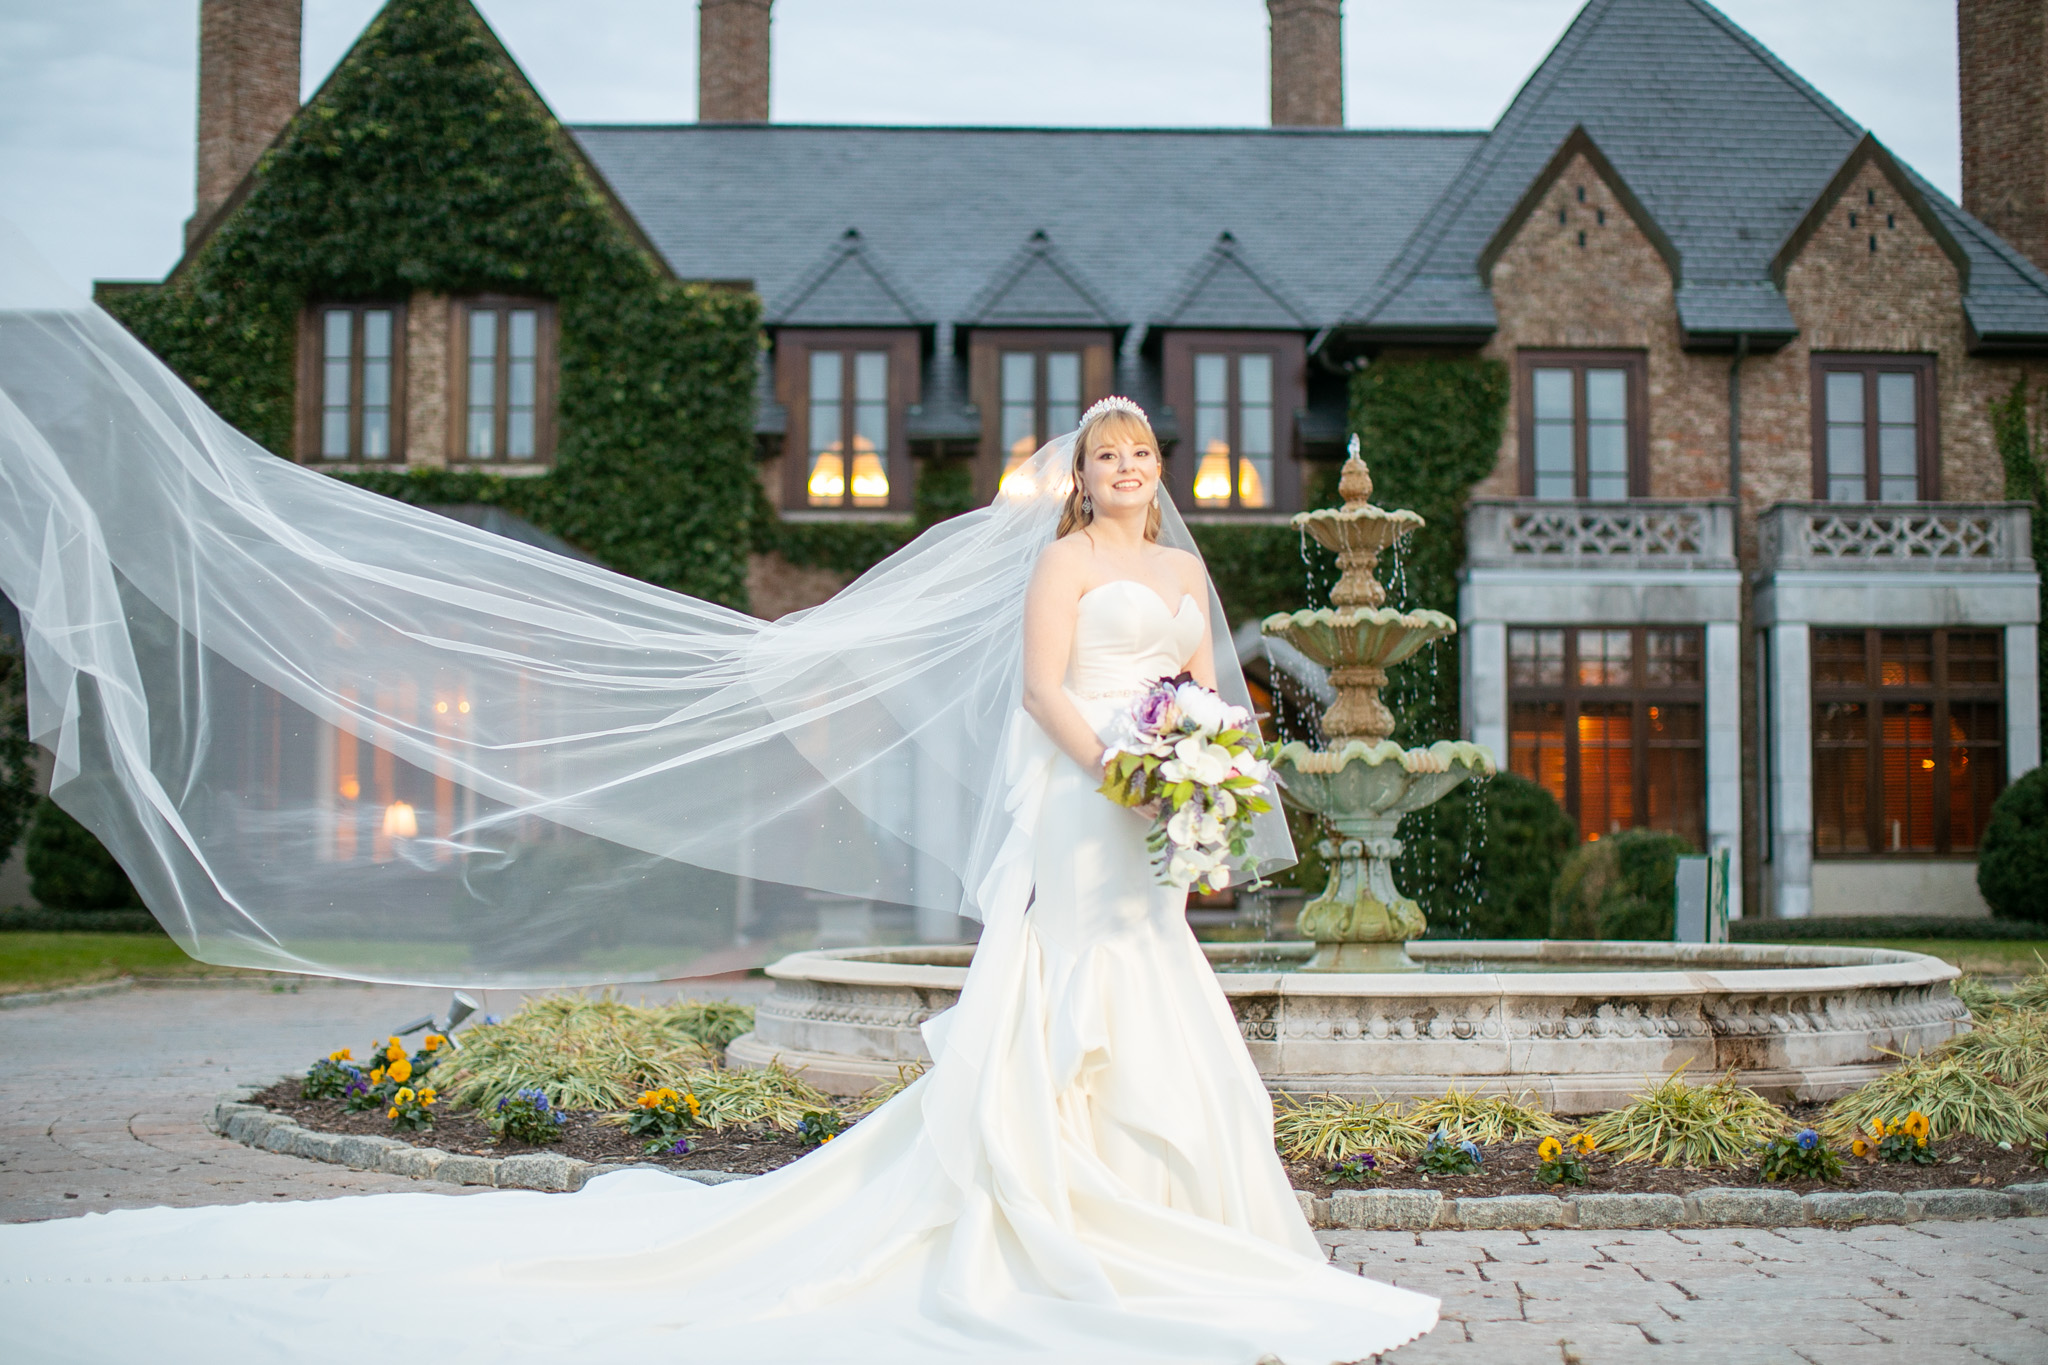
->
<box><xmin>1080</xmin><ymin>432</ymin><xmax>1160</xmax><ymax>517</ymax></box>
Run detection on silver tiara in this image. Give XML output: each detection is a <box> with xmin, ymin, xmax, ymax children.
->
<box><xmin>1080</xmin><ymin>395</ymin><xmax>1147</xmax><ymax>427</ymax></box>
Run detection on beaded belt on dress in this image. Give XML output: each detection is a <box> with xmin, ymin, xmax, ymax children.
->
<box><xmin>1069</xmin><ymin>683</ymin><xmax>1146</xmax><ymax>700</ymax></box>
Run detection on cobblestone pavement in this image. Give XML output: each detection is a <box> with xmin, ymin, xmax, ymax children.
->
<box><xmin>5</xmin><ymin>985</ymin><xmax>2045</xmax><ymax>1363</ymax></box>
<box><xmin>1337</xmin><ymin>1220</ymin><xmax>2048</xmax><ymax>1364</ymax></box>
<box><xmin>0</xmin><ymin>976</ymin><xmax>768</xmax><ymax>1225</ymax></box>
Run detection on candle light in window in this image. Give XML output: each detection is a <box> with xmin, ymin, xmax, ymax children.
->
<box><xmin>458</xmin><ymin>699</ymin><xmax>470</xmax><ymax>714</ymax></box>
<box><xmin>807</xmin><ymin>450</ymin><xmax>845</xmax><ymax>502</ymax></box>
<box><xmin>1236</xmin><ymin>459</ymin><xmax>1266</xmax><ymax>508</ymax></box>
<box><xmin>1921</xmin><ymin>758</ymin><xmax>1934</xmax><ymax>769</ymax></box>
<box><xmin>1193</xmin><ymin>441</ymin><xmax>1233</xmax><ymax>506</ymax></box>
<box><xmin>435</xmin><ymin>700</ymin><xmax>448</xmax><ymax>714</ymax></box>
<box><xmin>382</xmin><ymin>801</ymin><xmax>418</xmax><ymax>839</ymax></box>
<box><xmin>848</xmin><ymin>435</ymin><xmax>888</xmax><ymax>507</ymax></box>
<box><xmin>338</xmin><ymin>777</ymin><xmax>360</xmax><ymax>801</ymax></box>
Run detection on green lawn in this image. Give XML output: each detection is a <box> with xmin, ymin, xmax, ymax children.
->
<box><xmin>0</xmin><ymin>932</ymin><xmax>264</xmax><ymax>994</ymax></box>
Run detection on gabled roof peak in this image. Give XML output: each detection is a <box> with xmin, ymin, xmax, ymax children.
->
<box><xmin>767</xmin><ymin>229</ymin><xmax>928</xmax><ymax>327</ymax></box>
<box><xmin>1770</xmin><ymin>132</ymin><xmax>1971</xmax><ymax>292</ymax></box>
<box><xmin>961</xmin><ymin>230</ymin><xmax>1121</xmax><ymax>330</ymax></box>
<box><xmin>1477</xmin><ymin>124</ymin><xmax>1680</xmax><ymax>289</ymax></box>
<box><xmin>1153</xmin><ymin>231</ymin><xmax>1312</xmax><ymax>331</ymax></box>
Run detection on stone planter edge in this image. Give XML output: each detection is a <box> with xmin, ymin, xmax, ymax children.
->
<box><xmin>216</xmin><ymin>1097</ymin><xmax>2046</xmax><ymax>1228</ymax></box>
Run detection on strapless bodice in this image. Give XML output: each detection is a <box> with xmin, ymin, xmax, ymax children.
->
<box><xmin>1063</xmin><ymin>579</ymin><xmax>1203</xmax><ymax>700</ymax></box>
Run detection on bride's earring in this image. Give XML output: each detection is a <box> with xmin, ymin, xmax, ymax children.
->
<box><xmin>1080</xmin><ymin>493</ymin><xmax>1093</xmax><ymax>517</ymax></box>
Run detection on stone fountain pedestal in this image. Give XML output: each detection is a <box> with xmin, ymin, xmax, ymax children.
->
<box><xmin>1259</xmin><ymin>447</ymin><xmax>1491</xmax><ymax>969</ymax></box>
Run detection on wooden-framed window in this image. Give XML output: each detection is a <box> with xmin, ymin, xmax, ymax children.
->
<box><xmin>300</xmin><ymin>302</ymin><xmax>406</xmax><ymax>461</ymax></box>
<box><xmin>1810</xmin><ymin>354</ymin><xmax>1937</xmax><ymax>502</ymax></box>
<box><xmin>1160</xmin><ymin>332</ymin><xmax>1305</xmax><ymax>513</ymax></box>
<box><xmin>452</xmin><ymin>297</ymin><xmax>556</xmax><ymax>464</ymax></box>
<box><xmin>1516</xmin><ymin>351</ymin><xmax>1648</xmax><ymax>500</ymax></box>
<box><xmin>1812</xmin><ymin>629</ymin><xmax>2001</xmax><ymax>856</ymax></box>
<box><xmin>773</xmin><ymin>329</ymin><xmax>920</xmax><ymax>513</ymax></box>
<box><xmin>966</xmin><ymin>330</ymin><xmax>1114</xmax><ymax>499</ymax></box>
<box><xmin>1508</xmin><ymin>625</ymin><xmax>1705</xmax><ymax>847</ymax></box>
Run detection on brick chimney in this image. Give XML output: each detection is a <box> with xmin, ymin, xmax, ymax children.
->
<box><xmin>700</xmin><ymin>0</ymin><xmax>772</xmax><ymax>123</ymax></box>
<box><xmin>1959</xmin><ymin>0</ymin><xmax>2048</xmax><ymax>271</ymax></box>
<box><xmin>1268</xmin><ymin>0</ymin><xmax>1342</xmax><ymax>128</ymax></box>
<box><xmin>189</xmin><ymin>0</ymin><xmax>301</xmax><ymax>247</ymax></box>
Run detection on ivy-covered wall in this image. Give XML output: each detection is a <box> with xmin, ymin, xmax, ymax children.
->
<box><xmin>1992</xmin><ymin>378</ymin><xmax>2048</xmax><ymax>723</ymax></box>
<box><xmin>1349</xmin><ymin>357</ymin><xmax>1510</xmax><ymax>747</ymax></box>
<box><xmin>99</xmin><ymin>0</ymin><xmax>762</xmax><ymax>606</ymax></box>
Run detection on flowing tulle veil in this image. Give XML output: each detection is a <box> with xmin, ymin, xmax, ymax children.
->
<box><xmin>0</xmin><ymin>220</ymin><xmax>1290</xmax><ymax>986</ymax></box>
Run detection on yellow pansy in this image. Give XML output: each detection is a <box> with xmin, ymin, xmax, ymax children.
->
<box><xmin>387</xmin><ymin>1057</ymin><xmax>413</xmax><ymax>1084</ymax></box>
<box><xmin>368</xmin><ymin>1067</ymin><xmax>386</xmax><ymax>1086</ymax></box>
<box><xmin>328</xmin><ymin>1048</ymin><xmax>353</xmax><ymax>1063</ymax></box>
<box><xmin>421</xmin><ymin>1035</ymin><xmax>445</xmax><ymax>1052</ymax></box>
<box><xmin>1537</xmin><ymin>1136</ymin><xmax>1563</xmax><ymax>1163</ymax></box>
<box><xmin>387</xmin><ymin>1107</ymin><xmax>399</xmax><ymax>1120</ymax></box>
<box><xmin>1851</xmin><ymin>1137</ymin><xmax>1870</xmax><ymax>1158</ymax></box>
<box><xmin>1903</xmin><ymin>1110</ymin><xmax>1930</xmax><ymax>1141</ymax></box>
<box><xmin>684</xmin><ymin>1092</ymin><xmax>701</xmax><ymax>1119</ymax></box>
<box><xmin>386</xmin><ymin>1040</ymin><xmax>405</xmax><ymax>1062</ymax></box>
<box><xmin>1569</xmin><ymin>1133</ymin><xmax>1597</xmax><ymax>1156</ymax></box>
<box><xmin>419</xmin><ymin>1088</ymin><xmax>437</xmax><ymax>1105</ymax></box>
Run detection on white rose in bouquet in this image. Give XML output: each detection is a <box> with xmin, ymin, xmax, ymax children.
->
<box><xmin>1173</xmin><ymin>681</ymin><xmax>1238</xmax><ymax>735</ymax></box>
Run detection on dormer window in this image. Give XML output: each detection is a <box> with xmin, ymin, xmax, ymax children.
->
<box><xmin>1160</xmin><ymin>332</ymin><xmax>1304</xmax><ymax>514</ymax></box>
<box><xmin>775</xmin><ymin>330</ymin><xmax>920</xmax><ymax>513</ymax></box>
<box><xmin>1811</xmin><ymin>354</ymin><xmax>1934</xmax><ymax>502</ymax></box>
<box><xmin>1517</xmin><ymin>351</ymin><xmax>1646</xmax><ymax>500</ymax></box>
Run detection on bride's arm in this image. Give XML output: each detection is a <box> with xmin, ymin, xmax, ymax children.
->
<box><xmin>1021</xmin><ymin>547</ymin><xmax>1114</xmax><ymax>775</ymax></box>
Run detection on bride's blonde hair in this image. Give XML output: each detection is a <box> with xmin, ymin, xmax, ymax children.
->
<box><xmin>1058</xmin><ymin>405</ymin><xmax>1164</xmax><ymax>540</ymax></box>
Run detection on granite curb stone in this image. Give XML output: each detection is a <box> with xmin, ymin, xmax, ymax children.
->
<box><xmin>209</xmin><ymin>1101</ymin><xmax>2048</xmax><ymax>1228</ymax></box>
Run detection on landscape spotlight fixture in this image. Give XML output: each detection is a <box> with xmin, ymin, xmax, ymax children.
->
<box><xmin>391</xmin><ymin>991</ymin><xmax>482</xmax><ymax>1051</ymax></box>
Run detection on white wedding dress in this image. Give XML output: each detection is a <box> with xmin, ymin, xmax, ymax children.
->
<box><xmin>0</xmin><ymin>578</ymin><xmax>1437</xmax><ymax>1364</ymax></box>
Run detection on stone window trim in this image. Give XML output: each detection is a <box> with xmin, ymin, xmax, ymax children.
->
<box><xmin>1159</xmin><ymin>331</ymin><xmax>1306</xmax><ymax>515</ymax></box>
<box><xmin>1807</xmin><ymin>353</ymin><xmax>1939</xmax><ymax>503</ymax></box>
<box><xmin>297</xmin><ymin>300</ymin><xmax>408</xmax><ymax>463</ymax></box>
<box><xmin>1514</xmin><ymin>349</ymin><xmax>1649</xmax><ymax>500</ymax></box>
<box><xmin>447</xmin><ymin>296</ymin><xmax>559</xmax><ymax>469</ymax></box>
<box><xmin>772</xmin><ymin>328</ymin><xmax>922</xmax><ymax>514</ymax></box>
<box><xmin>1506</xmin><ymin>623</ymin><xmax>1707</xmax><ymax>849</ymax></box>
<box><xmin>1809</xmin><ymin>627</ymin><xmax>2003</xmax><ymax>860</ymax></box>
<box><xmin>965</xmin><ymin>329</ymin><xmax>1116</xmax><ymax>502</ymax></box>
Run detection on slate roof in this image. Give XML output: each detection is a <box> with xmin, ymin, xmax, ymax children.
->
<box><xmin>1333</xmin><ymin>0</ymin><xmax>2048</xmax><ymax>348</ymax></box>
<box><xmin>571</xmin><ymin>123</ymin><xmax>1485</xmax><ymax>436</ymax></box>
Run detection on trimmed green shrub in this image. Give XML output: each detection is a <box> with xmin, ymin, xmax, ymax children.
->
<box><xmin>24</xmin><ymin>799</ymin><xmax>142</xmax><ymax>911</ymax></box>
<box><xmin>100</xmin><ymin>0</ymin><xmax>760</xmax><ymax>606</ymax></box>
<box><xmin>1550</xmin><ymin>827</ymin><xmax>1692</xmax><ymax>941</ymax></box>
<box><xmin>0</xmin><ymin>638</ymin><xmax>35</xmax><ymax>869</ymax></box>
<box><xmin>1980</xmin><ymin>764</ymin><xmax>2048</xmax><ymax>926</ymax></box>
<box><xmin>1408</xmin><ymin>773</ymin><xmax>1576</xmax><ymax>940</ymax></box>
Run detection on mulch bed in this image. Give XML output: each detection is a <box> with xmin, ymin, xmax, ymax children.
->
<box><xmin>1286</xmin><ymin>1104</ymin><xmax>2044</xmax><ymax>1199</ymax></box>
<box><xmin>252</xmin><ymin>1084</ymin><xmax>2044</xmax><ymax>1196</ymax></box>
<box><xmin>249</xmin><ymin>1079</ymin><xmax>821</xmax><ymax>1175</ymax></box>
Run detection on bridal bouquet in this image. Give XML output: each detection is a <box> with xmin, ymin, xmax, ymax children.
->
<box><xmin>1096</xmin><ymin>673</ymin><xmax>1280</xmax><ymax>893</ymax></box>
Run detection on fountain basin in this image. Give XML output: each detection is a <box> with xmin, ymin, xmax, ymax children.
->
<box><xmin>1261</xmin><ymin>606</ymin><xmax>1457</xmax><ymax>672</ymax></box>
<box><xmin>725</xmin><ymin>939</ymin><xmax>1966</xmax><ymax>1113</ymax></box>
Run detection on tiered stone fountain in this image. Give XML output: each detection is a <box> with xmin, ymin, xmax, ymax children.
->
<box><xmin>1260</xmin><ymin>446</ymin><xmax>1494</xmax><ymax>971</ymax></box>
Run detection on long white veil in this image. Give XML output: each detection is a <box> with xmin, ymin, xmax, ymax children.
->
<box><xmin>0</xmin><ymin>222</ymin><xmax>1290</xmax><ymax>986</ymax></box>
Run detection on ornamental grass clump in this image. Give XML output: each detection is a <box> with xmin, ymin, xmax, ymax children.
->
<box><xmin>682</xmin><ymin>1061</ymin><xmax>837</xmax><ymax>1133</ymax></box>
<box><xmin>853</xmin><ymin>1062</ymin><xmax>927</xmax><ymax>1115</ymax></box>
<box><xmin>1580</xmin><ymin>1068</ymin><xmax>1789</xmax><ymax>1167</ymax></box>
<box><xmin>1408</xmin><ymin>1087</ymin><xmax>1566</xmax><ymax>1145</ymax></box>
<box><xmin>1821</xmin><ymin>1052</ymin><xmax>2043</xmax><ymax>1148</ymax></box>
<box><xmin>1273</xmin><ymin>1094</ymin><xmax>1427</xmax><ymax>1163</ymax></box>
<box><xmin>428</xmin><ymin>994</ymin><xmax>727</xmax><ymax>1114</ymax></box>
<box><xmin>1943</xmin><ymin>1009</ymin><xmax>2048</xmax><ymax>1104</ymax></box>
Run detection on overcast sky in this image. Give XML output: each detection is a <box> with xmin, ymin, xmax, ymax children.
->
<box><xmin>1</xmin><ymin>0</ymin><xmax>1960</xmax><ymax>294</ymax></box>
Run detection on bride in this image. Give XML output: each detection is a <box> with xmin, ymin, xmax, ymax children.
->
<box><xmin>0</xmin><ymin>230</ymin><xmax>1436</xmax><ymax>1361</ymax></box>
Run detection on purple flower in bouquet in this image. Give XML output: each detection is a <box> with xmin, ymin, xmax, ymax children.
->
<box><xmin>1133</xmin><ymin>681</ymin><xmax>1179</xmax><ymax>736</ymax></box>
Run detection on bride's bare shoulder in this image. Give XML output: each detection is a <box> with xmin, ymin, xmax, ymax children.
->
<box><xmin>1029</xmin><ymin>535</ymin><xmax>1092</xmax><ymax>594</ymax></box>
<box><xmin>1155</xmin><ymin>544</ymin><xmax>1206</xmax><ymax>590</ymax></box>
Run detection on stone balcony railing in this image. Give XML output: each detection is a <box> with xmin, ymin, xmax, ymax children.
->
<box><xmin>1465</xmin><ymin>499</ymin><xmax>1738</xmax><ymax>573</ymax></box>
<box><xmin>1756</xmin><ymin>502</ymin><xmax>2036</xmax><ymax>576</ymax></box>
